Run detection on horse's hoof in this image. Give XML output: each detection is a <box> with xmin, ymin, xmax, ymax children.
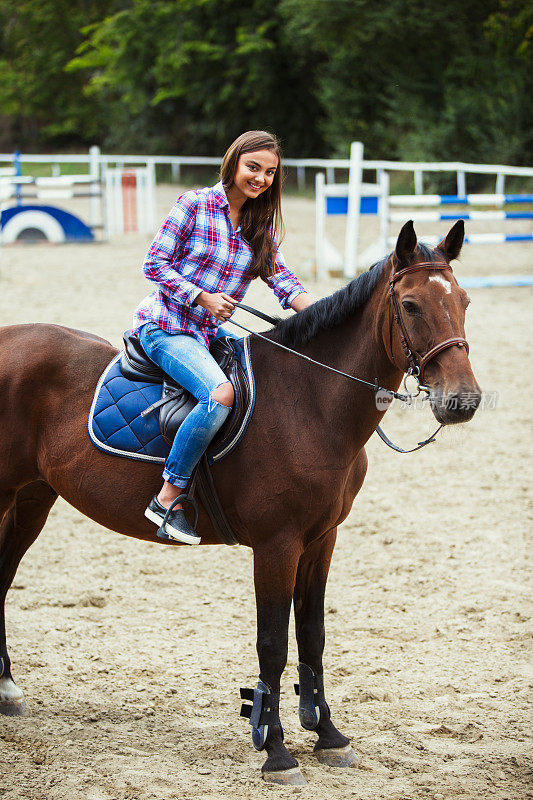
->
<box><xmin>262</xmin><ymin>766</ymin><xmax>307</xmax><ymax>785</ymax></box>
<box><xmin>315</xmin><ymin>744</ymin><xmax>359</xmax><ymax>767</ymax></box>
<box><xmin>0</xmin><ymin>677</ymin><xmax>30</xmax><ymax>717</ymax></box>
<box><xmin>0</xmin><ymin>697</ymin><xmax>30</xmax><ymax>716</ymax></box>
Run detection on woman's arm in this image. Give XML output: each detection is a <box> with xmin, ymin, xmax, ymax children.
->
<box><xmin>142</xmin><ymin>192</ymin><xmax>201</xmax><ymax>306</ymax></box>
<box><xmin>290</xmin><ymin>292</ymin><xmax>314</xmax><ymax>312</ymax></box>
<box><xmin>266</xmin><ymin>243</ymin><xmax>310</xmax><ymax>310</ymax></box>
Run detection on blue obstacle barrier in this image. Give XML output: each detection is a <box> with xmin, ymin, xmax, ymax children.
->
<box><xmin>436</xmin><ymin>194</ymin><xmax>533</xmax><ymax>205</ymax></box>
<box><xmin>326</xmin><ymin>196</ymin><xmax>379</xmax><ymax>216</ymax></box>
<box><xmin>458</xmin><ymin>275</ymin><xmax>533</xmax><ymax>288</ymax></box>
<box><xmin>0</xmin><ymin>205</ymin><xmax>94</xmax><ymax>243</ymax></box>
<box><xmin>386</xmin><ymin>192</ymin><xmax>533</xmax><ymax>250</ymax></box>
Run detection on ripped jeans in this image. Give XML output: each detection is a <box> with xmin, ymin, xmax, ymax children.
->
<box><xmin>139</xmin><ymin>322</ymin><xmax>237</xmax><ymax>488</ymax></box>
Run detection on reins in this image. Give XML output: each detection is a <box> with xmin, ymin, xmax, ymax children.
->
<box><xmin>229</xmin><ymin>303</ymin><xmax>440</xmax><ymax>453</ymax></box>
<box><xmin>229</xmin><ymin>257</ymin><xmax>469</xmax><ymax>455</ymax></box>
<box><xmin>231</xmin><ymin>303</ymin><xmax>409</xmax><ymax>401</ymax></box>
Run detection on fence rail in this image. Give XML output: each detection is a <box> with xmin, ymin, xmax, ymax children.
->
<box><xmin>1</xmin><ymin>148</ymin><xmax>532</xmax><ymax>194</ymax></box>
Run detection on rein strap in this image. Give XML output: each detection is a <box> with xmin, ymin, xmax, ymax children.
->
<box><xmin>228</xmin><ymin>281</ymin><xmax>468</xmax><ymax>455</ymax></box>
<box><xmin>228</xmin><ymin>316</ymin><xmax>408</xmax><ymax>401</ymax></box>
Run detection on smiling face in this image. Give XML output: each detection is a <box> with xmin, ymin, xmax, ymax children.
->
<box><xmin>230</xmin><ymin>149</ymin><xmax>279</xmax><ymax>203</ymax></box>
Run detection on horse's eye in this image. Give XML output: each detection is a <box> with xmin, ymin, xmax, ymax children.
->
<box><xmin>402</xmin><ymin>300</ymin><xmax>419</xmax><ymax>314</ymax></box>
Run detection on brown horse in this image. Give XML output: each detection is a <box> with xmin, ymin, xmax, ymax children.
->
<box><xmin>0</xmin><ymin>221</ymin><xmax>480</xmax><ymax>784</ymax></box>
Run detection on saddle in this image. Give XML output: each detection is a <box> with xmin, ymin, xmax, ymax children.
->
<box><xmin>120</xmin><ymin>331</ymin><xmax>248</xmax><ymax>450</ymax></box>
<box><xmin>119</xmin><ymin>330</ymin><xmax>251</xmax><ymax>546</ymax></box>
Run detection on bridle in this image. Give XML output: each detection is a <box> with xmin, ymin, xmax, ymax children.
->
<box><xmin>388</xmin><ymin>260</ymin><xmax>469</xmax><ymax>394</ymax></box>
<box><xmin>227</xmin><ymin>261</ymin><xmax>471</xmax><ymax>453</ymax></box>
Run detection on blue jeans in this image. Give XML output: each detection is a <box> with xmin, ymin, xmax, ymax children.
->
<box><xmin>139</xmin><ymin>323</ymin><xmax>238</xmax><ymax>488</ymax></box>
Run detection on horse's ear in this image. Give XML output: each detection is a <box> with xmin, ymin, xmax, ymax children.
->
<box><xmin>394</xmin><ymin>220</ymin><xmax>417</xmax><ymax>269</ymax></box>
<box><xmin>437</xmin><ymin>220</ymin><xmax>465</xmax><ymax>262</ymax></box>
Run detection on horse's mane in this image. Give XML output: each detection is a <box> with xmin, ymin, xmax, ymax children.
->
<box><xmin>269</xmin><ymin>243</ymin><xmax>439</xmax><ymax>347</ymax></box>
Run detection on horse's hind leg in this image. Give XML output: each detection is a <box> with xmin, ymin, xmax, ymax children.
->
<box><xmin>293</xmin><ymin>529</ymin><xmax>358</xmax><ymax>767</ymax></box>
<box><xmin>0</xmin><ymin>480</ymin><xmax>57</xmax><ymax>715</ymax></box>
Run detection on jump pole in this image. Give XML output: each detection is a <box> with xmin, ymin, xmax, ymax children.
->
<box><xmin>104</xmin><ymin>165</ymin><xmax>157</xmax><ymax>237</ymax></box>
<box><xmin>385</xmin><ymin>193</ymin><xmax>533</xmax><ymax>248</ymax></box>
<box><xmin>343</xmin><ymin>141</ymin><xmax>364</xmax><ymax>279</ymax></box>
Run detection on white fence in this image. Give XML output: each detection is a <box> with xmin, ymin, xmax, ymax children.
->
<box><xmin>0</xmin><ymin>147</ymin><xmax>157</xmax><ymax>244</ymax></box>
<box><xmin>1</xmin><ymin>144</ymin><xmax>532</xmax><ymax>257</ymax></box>
<box><xmin>3</xmin><ymin>146</ymin><xmax>533</xmax><ymax>194</ymax></box>
<box><xmin>315</xmin><ymin>143</ymin><xmax>533</xmax><ymax>277</ymax></box>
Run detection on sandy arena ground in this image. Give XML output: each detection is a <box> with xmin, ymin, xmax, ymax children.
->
<box><xmin>0</xmin><ymin>187</ymin><xmax>531</xmax><ymax>800</ymax></box>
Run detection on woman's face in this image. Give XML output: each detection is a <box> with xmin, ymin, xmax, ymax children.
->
<box><xmin>231</xmin><ymin>149</ymin><xmax>279</xmax><ymax>202</ymax></box>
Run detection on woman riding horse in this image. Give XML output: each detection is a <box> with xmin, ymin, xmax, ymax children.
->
<box><xmin>135</xmin><ymin>130</ymin><xmax>312</xmax><ymax>543</ymax></box>
<box><xmin>0</xmin><ymin>204</ymin><xmax>480</xmax><ymax>784</ymax></box>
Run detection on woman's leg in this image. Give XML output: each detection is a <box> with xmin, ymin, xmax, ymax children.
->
<box><xmin>139</xmin><ymin>325</ymin><xmax>234</xmax><ymax>507</ymax></box>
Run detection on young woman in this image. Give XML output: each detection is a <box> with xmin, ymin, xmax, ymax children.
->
<box><xmin>133</xmin><ymin>130</ymin><xmax>313</xmax><ymax>544</ymax></box>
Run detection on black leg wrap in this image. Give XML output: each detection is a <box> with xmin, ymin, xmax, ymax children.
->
<box><xmin>240</xmin><ymin>679</ymin><xmax>282</xmax><ymax>751</ymax></box>
<box><xmin>294</xmin><ymin>663</ymin><xmax>330</xmax><ymax>730</ymax></box>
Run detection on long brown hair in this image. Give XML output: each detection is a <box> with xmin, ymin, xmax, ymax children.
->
<box><xmin>220</xmin><ymin>131</ymin><xmax>284</xmax><ymax>280</ymax></box>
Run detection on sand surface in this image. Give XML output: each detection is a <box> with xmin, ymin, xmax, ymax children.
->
<box><xmin>0</xmin><ymin>188</ymin><xmax>531</xmax><ymax>799</ymax></box>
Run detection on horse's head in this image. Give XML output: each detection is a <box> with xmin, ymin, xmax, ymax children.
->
<box><xmin>386</xmin><ymin>220</ymin><xmax>481</xmax><ymax>425</ymax></box>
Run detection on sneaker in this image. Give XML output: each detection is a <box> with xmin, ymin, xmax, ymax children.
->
<box><xmin>145</xmin><ymin>496</ymin><xmax>201</xmax><ymax>545</ymax></box>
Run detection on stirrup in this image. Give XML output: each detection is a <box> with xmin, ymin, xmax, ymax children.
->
<box><xmin>156</xmin><ymin>493</ymin><xmax>198</xmax><ymax>539</ymax></box>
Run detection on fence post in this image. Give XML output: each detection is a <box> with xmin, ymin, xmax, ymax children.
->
<box><xmin>315</xmin><ymin>172</ymin><xmax>326</xmax><ymax>280</ymax></box>
<box><xmin>89</xmin><ymin>145</ymin><xmax>101</xmax><ymax>235</ymax></box>
<box><xmin>297</xmin><ymin>165</ymin><xmax>305</xmax><ymax>191</ymax></box>
<box><xmin>344</xmin><ymin>141</ymin><xmax>363</xmax><ymax>279</ymax></box>
<box><xmin>171</xmin><ymin>161</ymin><xmax>181</xmax><ymax>183</ymax></box>
<box><xmin>495</xmin><ymin>173</ymin><xmax>505</xmax><ymax>195</ymax></box>
<box><xmin>378</xmin><ymin>171</ymin><xmax>390</xmax><ymax>258</ymax></box>
<box><xmin>414</xmin><ymin>169</ymin><xmax>423</xmax><ymax>195</ymax></box>
<box><xmin>457</xmin><ymin>170</ymin><xmax>466</xmax><ymax>197</ymax></box>
<box><xmin>146</xmin><ymin>161</ymin><xmax>157</xmax><ymax>232</ymax></box>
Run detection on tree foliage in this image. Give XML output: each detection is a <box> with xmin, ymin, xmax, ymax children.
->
<box><xmin>0</xmin><ymin>0</ymin><xmax>530</xmax><ymax>164</ymax></box>
<box><xmin>0</xmin><ymin>0</ymin><xmax>117</xmax><ymax>149</ymax></box>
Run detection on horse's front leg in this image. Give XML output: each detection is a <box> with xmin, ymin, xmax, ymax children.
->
<box><xmin>293</xmin><ymin>529</ymin><xmax>358</xmax><ymax>767</ymax></box>
<box><xmin>241</xmin><ymin>537</ymin><xmax>305</xmax><ymax>785</ymax></box>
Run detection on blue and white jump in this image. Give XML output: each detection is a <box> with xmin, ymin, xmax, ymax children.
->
<box><xmin>315</xmin><ymin>142</ymin><xmax>533</xmax><ymax>278</ymax></box>
<box><xmin>0</xmin><ymin>147</ymin><xmax>157</xmax><ymax>245</ymax></box>
<box><xmin>0</xmin><ymin>147</ymin><xmax>102</xmax><ymax>244</ymax></box>
<box><xmin>0</xmin><ymin>175</ymin><xmax>98</xmax><ymax>243</ymax></box>
<box><xmin>387</xmin><ymin>193</ymin><xmax>533</xmax><ymax>247</ymax></box>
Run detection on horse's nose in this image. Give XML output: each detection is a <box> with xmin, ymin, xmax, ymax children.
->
<box><xmin>430</xmin><ymin>385</ymin><xmax>482</xmax><ymax>424</ymax></box>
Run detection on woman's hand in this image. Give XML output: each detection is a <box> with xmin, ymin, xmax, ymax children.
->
<box><xmin>195</xmin><ymin>291</ymin><xmax>236</xmax><ymax>321</ymax></box>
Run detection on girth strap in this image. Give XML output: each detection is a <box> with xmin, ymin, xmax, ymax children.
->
<box><xmin>196</xmin><ymin>454</ymin><xmax>239</xmax><ymax>546</ymax></box>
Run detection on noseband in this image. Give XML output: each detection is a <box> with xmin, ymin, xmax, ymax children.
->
<box><xmin>389</xmin><ymin>261</ymin><xmax>469</xmax><ymax>391</ymax></box>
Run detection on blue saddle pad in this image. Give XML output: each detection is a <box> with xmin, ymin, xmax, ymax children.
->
<box><xmin>87</xmin><ymin>337</ymin><xmax>254</xmax><ymax>465</ymax></box>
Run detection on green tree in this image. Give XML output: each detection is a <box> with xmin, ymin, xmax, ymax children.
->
<box><xmin>280</xmin><ymin>0</ymin><xmax>532</xmax><ymax>165</ymax></box>
<box><xmin>67</xmin><ymin>0</ymin><xmax>324</xmax><ymax>155</ymax></box>
<box><xmin>0</xmin><ymin>0</ymin><xmax>117</xmax><ymax>149</ymax></box>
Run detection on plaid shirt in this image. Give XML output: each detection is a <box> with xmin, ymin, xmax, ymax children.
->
<box><xmin>133</xmin><ymin>181</ymin><xmax>306</xmax><ymax>346</ymax></box>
